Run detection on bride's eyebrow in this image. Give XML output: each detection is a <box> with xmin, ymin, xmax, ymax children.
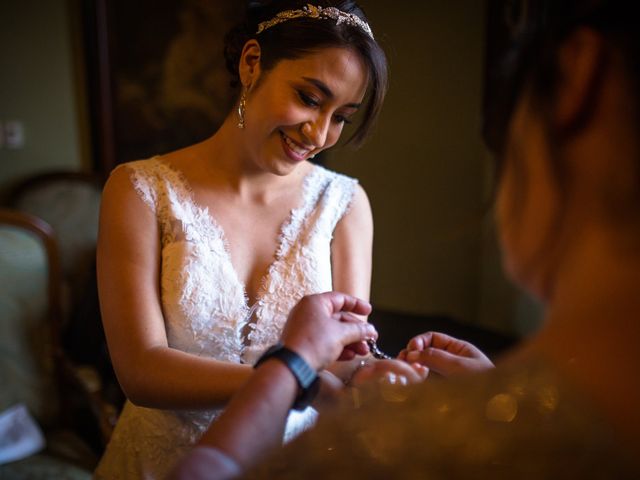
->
<box><xmin>301</xmin><ymin>76</ymin><xmax>361</xmax><ymax>109</ymax></box>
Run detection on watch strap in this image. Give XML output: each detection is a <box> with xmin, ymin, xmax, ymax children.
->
<box><xmin>254</xmin><ymin>343</ymin><xmax>320</xmax><ymax>410</ymax></box>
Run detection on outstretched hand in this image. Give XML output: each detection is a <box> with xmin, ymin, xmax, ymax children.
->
<box><xmin>350</xmin><ymin>358</ymin><xmax>428</xmax><ymax>387</ymax></box>
<box><xmin>280</xmin><ymin>292</ymin><xmax>376</xmax><ymax>372</ymax></box>
<box><xmin>397</xmin><ymin>332</ymin><xmax>494</xmax><ymax>377</ymax></box>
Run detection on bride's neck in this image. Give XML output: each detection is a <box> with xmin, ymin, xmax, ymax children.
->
<box><xmin>201</xmin><ymin>118</ymin><xmax>309</xmax><ymax>200</ymax></box>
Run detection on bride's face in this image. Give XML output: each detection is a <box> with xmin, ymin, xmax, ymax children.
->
<box><xmin>242</xmin><ymin>46</ymin><xmax>368</xmax><ymax>175</ymax></box>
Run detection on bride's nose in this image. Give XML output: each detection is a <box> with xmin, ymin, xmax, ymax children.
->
<box><xmin>301</xmin><ymin>117</ymin><xmax>330</xmax><ymax>148</ymax></box>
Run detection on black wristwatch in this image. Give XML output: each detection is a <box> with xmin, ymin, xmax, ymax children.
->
<box><xmin>254</xmin><ymin>343</ymin><xmax>320</xmax><ymax>411</ymax></box>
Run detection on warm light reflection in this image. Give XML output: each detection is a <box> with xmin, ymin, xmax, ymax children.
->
<box><xmin>536</xmin><ymin>385</ymin><xmax>559</xmax><ymax>413</ymax></box>
<box><xmin>485</xmin><ymin>392</ymin><xmax>518</xmax><ymax>422</ymax></box>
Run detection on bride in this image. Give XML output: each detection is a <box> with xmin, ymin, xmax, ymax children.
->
<box><xmin>93</xmin><ymin>2</ymin><xmax>421</xmax><ymax>478</ymax></box>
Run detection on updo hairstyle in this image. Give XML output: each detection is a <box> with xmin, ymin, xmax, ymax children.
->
<box><xmin>223</xmin><ymin>0</ymin><xmax>388</xmax><ymax>147</ymax></box>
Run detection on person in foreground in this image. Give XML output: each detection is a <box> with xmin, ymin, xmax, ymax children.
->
<box><xmin>94</xmin><ymin>1</ymin><xmax>408</xmax><ymax>478</ymax></box>
<box><xmin>172</xmin><ymin>0</ymin><xmax>640</xmax><ymax>477</ymax></box>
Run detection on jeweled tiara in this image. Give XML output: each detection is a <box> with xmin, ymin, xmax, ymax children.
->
<box><xmin>256</xmin><ymin>3</ymin><xmax>374</xmax><ymax>40</ymax></box>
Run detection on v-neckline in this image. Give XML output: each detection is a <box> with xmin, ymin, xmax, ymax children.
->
<box><xmin>159</xmin><ymin>158</ymin><xmax>321</xmax><ymax>319</ymax></box>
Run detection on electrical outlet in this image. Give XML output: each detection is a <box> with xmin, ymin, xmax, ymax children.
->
<box><xmin>4</xmin><ymin>120</ymin><xmax>25</xmax><ymax>149</ymax></box>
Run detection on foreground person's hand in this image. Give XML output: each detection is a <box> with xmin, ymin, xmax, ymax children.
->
<box><xmin>398</xmin><ymin>332</ymin><xmax>494</xmax><ymax>377</ymax></box>
<box><xmin>280</xmin><ymin>292</ymin><xmax>376</xmax><ymax>371</ymax></box>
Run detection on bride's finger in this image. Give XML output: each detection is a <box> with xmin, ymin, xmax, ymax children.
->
<box><xmin>406</xmin><ymin>332</ymin><xmax>433</xmax><ymax>352</ymax></box>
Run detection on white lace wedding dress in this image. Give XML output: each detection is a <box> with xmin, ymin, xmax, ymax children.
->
<box><xmin>94</xmin><ymin>157</ymin><xmax>357</xmax><ymax>479</ymax></box>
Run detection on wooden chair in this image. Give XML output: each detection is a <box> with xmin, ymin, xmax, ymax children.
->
<box><xmin>0</xmin><ymin>208</ymin><xmax>91</xmax><ymax>475</ymax></box>
<box><xmin>6</xmin><ymin>172</ymin><xmax>123</xmax><ymax>447</ymax></box>
<box><xmin>0</xmin><ymin>208</ymin><xmax>64</xmax><ymax>421</ymax></box>
<box><xmin>7</xmin><ymin>171</ymin><xmax>103</xmax><ymax>304</ymax></box>
<box><xmin>0</xmin><ymin>209</ymin><xmax>115</xmax><ymax>475</ymax></box>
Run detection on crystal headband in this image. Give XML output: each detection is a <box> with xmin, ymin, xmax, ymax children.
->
<box><xmin>256</xmin><ymin>3</ymin><xmax>374</xmax><ymax>40</ymax></box>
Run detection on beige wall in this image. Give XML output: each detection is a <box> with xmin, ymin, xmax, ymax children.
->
<box><xmin>328</xmin><ymin>1</ymin><xmax>491</xmax><ymax>326</ymax></box>
<box><xmin>0</xmin><ymin>0</ymin><xmax>539</xmax><ymax>336</ymax></box>
<box><xmin>0</xmin><ymin>0</ymin><xmax>85</xmax><ymax>197</ymax></box>
<box><xmin>328</xmin><ymin>1</ymin><xmax>543</xmax><ymax>336</ymax></box>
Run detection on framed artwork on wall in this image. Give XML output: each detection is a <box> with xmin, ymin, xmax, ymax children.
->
<box><xmin>83</xmin><ymin>0</ymin><xmax>243</xmax><ymax>175</ymax></box>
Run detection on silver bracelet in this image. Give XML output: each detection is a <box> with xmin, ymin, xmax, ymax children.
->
<box><xmin>367</xmin><ymin>339</ymin><xmax>393</xmax><ymax>360</ymax></box>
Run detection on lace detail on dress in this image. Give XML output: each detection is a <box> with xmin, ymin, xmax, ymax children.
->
<box><xmin>244</xmin><ymin>168</ymin><xmax>357</xmax><ymax>363</ymax></box>
<box><xmin>95</xmin><ymin>157</ymin><xmax>357</xmax><ymax>479</ymax></box>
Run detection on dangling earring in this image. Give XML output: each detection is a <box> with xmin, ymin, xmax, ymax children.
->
<box><xmin>237</xmin><ymin>89</ymin><xmax>247</xmax><ymax>129</ymax></box>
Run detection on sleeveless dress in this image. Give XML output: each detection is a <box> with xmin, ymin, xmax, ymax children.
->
<box><xmin>94</xmin><ymin>157</ymin><xmax>358</xmax><ymax>479</ymax></box>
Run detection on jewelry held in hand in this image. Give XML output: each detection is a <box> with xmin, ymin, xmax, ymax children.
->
<box><xmin>367</xmin><ymin>338</ymin><xmax>393</xmax><ymax>360</ymax></box>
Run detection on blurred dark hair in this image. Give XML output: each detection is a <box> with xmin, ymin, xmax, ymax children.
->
<box><xmin>482</xmin><ymin>1</ymin><xmax>640</xmax><ymax>290</ymax></box>
<box><xmin>483</xmin><ymin>0</ymin><xmax>640</xmax><ymax>161</ymax></box>
<box><xmin>223</xmin><ymin>0</ymin><xmax>388</xmax><ymax>148</ymax></box>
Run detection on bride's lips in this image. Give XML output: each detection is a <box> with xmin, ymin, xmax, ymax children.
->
<box><xmin>280</xmin><ymin>131</ymin><xmax>313</xmax><ymax>162</ymax></box>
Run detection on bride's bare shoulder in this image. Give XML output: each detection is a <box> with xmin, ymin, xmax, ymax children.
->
<box><xmin>157</xmin><ymin>140</ymin><xmax>208</xmax><ymax>172</ymax></box>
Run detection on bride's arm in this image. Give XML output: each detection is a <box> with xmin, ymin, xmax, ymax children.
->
<box><xmin>331</xmin><ymin>184</ymin><xmax>373</xmax><ymax>304</ymax></box>
<box><xmin>327</xmin><ymin>184</ymin><xmax>373</xmax><ymax>383</ymax></box>
<box><xmin>97</xmin><ymin>168</ymin><xmax>253</xmax><ymax>410</ymax></box>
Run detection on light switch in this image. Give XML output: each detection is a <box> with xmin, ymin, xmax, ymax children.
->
<box><xmin>4</xmin><ymin>120</ymin><xmax>25</xmax><ymax>149</ymax></box>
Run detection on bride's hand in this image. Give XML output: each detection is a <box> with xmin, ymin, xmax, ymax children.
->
<box><xmin>397</xmin><ymin>331</ymin><xmax>494</xmax><ymax>377</ymax></box>
<box><xmin>349</xmin><ymin>358</ymin><xmax>428</xmax><ymax>387</ymax></box>
<box><xmin>312</xmin><ymin>370</ymin><xmax>346</xmax><ymax>410</ymax></box>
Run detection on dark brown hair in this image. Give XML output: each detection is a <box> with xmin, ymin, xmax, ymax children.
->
<box><xmin>483</xmin><ymin>0</ymin><xmax>640</xmax><ymax>215</ymax></box>
<box><xmin>484</xmin><ymin>0</ymin><xmax>640</xmax><ymax>290</ymax></box>
<box><xmin>224</xmin><ymin>0</ymin><xmax>388</xmax><ymax>147</ymax></box>
<box><xmin>484</xmin><ymin>0</ymin><xmax>640</xmax><ymax>162</ymax></box>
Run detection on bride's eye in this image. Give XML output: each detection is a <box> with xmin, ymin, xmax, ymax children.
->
<box><xmin>333</xmin><ymin>113</ymin><xmax>352</xmax><ymax>125</ymax></box>
<box><xmin>298</xmin><ymin>91</ymin><xmax>320</xmax><ymax>107</ymax></box>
